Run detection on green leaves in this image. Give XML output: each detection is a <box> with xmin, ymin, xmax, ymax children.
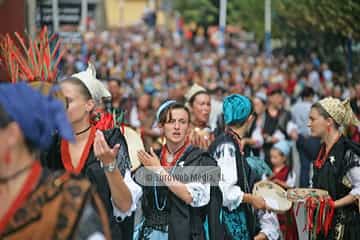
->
<box><xmin>173</xmin><ymin>0</ymin><xmax>359</xmax><ymax>40</ymax></box>
<box><xmin>173</xmin><ymin>0</ymin><xmax>218</xmax><ymax>26</ymax></box>
<box><xmin>277</xmin><ymin>0</ymin><xmax>359</xmax><ymax>39</ymax></box>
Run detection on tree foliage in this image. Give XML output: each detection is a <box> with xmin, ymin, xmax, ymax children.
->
<box><xmin>173</xmin><ymin>0</ymin><xmax>218</xmax><ymax>27</ymax></box>
<box><xmin>172</xmin><ymin>0</ymin><xmax>359</xmax><ymax>76</ymax></box>
<box><xmin>278</xmin><ymin>0</ymin><xmax>360</xmax><ymax>40</ymax></box>
<box><xmin>172</xmin><ymin>0</ymin><xmax>359</xmax><ymax>41</ymax></box>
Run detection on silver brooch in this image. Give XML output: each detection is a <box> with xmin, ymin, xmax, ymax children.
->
<box><xmin>329</xmin><ymin>156</ymin><xmax>335</xmax><ymax>165</ymax></box>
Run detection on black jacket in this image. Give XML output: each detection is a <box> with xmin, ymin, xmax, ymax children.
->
<box><xmin>312</xmin><ymin>136</ymin><xmax>360</xmax><ymax>240</ymax></box>
<box><xmin>139</xmin><ymin>146</ymin><xmax>220</xmax><ymax>240</ymax></box>
<box><xmin>41</xmin><ymin>128</ymin><xmax>133</xmax><ymax>240</ymax></box>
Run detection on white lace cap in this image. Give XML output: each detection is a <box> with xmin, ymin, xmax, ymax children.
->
<box><xmin>72</xmin><ymin>62</ymin><xmax>111</xmax><ymax>103</ymax></box>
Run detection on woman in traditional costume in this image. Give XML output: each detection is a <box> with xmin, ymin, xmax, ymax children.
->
<box><xmin>209</xmin><ymin>94</ymin><xmax>280</xmax><ymax>240</ymax></box>
<box><xmin>185</xmin><ymin>84</ymin><xmax>214</xmax><ymax>149</ymax></box>
<box><xmin>42</xmin><ymin>64</ymin><xmax>142</xmax><ymax>240</ymax></box>
<box><xmin>308</xmin><ymin>97</ymin><xmax>360</xmax><ymax>240</ymax></box>
<box><xmin>0</xmin><ymin>83</ymin><xmax>111</xmax><ymax>239</ymax></box>
<box><xmin>136</xmin><ymin>101</ymin><xmax>218</xmax><ymax>239</ymax></box>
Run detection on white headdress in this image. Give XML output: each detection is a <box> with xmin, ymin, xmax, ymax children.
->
<box><xmin>72</xmin><ymin>62</ymin><xmax>111</xmax><ymax>103</ymax></box>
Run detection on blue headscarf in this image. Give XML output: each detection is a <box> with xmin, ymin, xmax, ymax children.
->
<box><xmin>223</xmin><ymin>94</ymin><xmax>252</xmax><ymax>125</ymax></box>
<box><xmin>156</xmin><ymin>100</ymin><xmax>176</xmax><ymax>122</ymax></box>
<box><xmin>273</xmin><ymin>140</ymin><xmax>292</xmax><ymax>157</ymax></box>
<box><xmin>0</xmin><ymin>82</ymin><xmax>74</xmax><ymax>150</ymax></box>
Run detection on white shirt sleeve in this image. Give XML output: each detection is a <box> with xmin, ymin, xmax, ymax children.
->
<box><xmin>212</xmin><ymin>143</ymin><xmax>244</xmax><ymax>211</ymax></box>
<box><xmin>257</xmin><ymin>210</ymin><xmax>280</xmax><ymax>240</ymax></box>
<box><xmin>273</xmin><ymin>130</ymin><xmax>285</xmax><ymax>142</ymax></box>
<box><xmin>347</xmin><ymin>166</ymin><xmax>360</xmax><ymax>196</ymax></box>
<box><xmin>185</xmin><ymin>182</ymin><xmax>211</xmax><ymax>207</ymax></box>
<box><xmin>112</xmin><ymin>170</ymin><xmax>143</xmax><ymax>222</ymax></box>
<box><xmin>219</xmin><ymin>181</ymin><xmax>244</xmax><ymax>211</ymax></box>
<box><xmin>251</xmin><ymin>126</ymin><xmax>264</xmax><ymax>148</ymax></box>
<box><xmin>129</xmin><ymin>106</ymin><xmax>141</xmax><ymax>128</ymax></box>
<box><xmin>286</xmin><ymin>121</ymin><xmax>298</xmax><ymax>135</ymax></box>
<box><xmin>286</xmin><ymin>170</ymin><xmax>296</xmax><ymax>188</ymax></box>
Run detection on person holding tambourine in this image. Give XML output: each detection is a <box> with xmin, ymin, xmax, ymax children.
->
<box><xmin>308</xmin><ymin>97</ymin><xmax>360</xmax><ymax>240</ymax></box>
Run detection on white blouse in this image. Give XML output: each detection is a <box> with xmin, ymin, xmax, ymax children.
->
<box><xmin>257</xmin><ymin>210</ymin><xmax>280</xmax><ymax>240</ymax></box>
<box><xmin>185</xmin><ymin>182</ymin><xmax>211</xmax><ymax>207</ymax></box>
<box><xmin>286</xmin><ymin>170</ymin><xmax>296</xmax><ymax>188</ymax></box>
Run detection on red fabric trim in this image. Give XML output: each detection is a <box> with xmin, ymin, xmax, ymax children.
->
<box><xmin>313</xmin><ymin>145</ymin><xmax>326</xmax><ymax>169</ymax></box>
<box><xmin>61</xmin><ymin>126</ymin><xmax>96</xmax><ymax>174</ymax></box>
<box><xmin>305</xmin><ymin>197</ymin><xmax>317</xmax><ymax>232</ymax></box>
<box><xmin>314</xmin><ymin>135</ymin><xmax>341</xmax><ymax>169</ymax></box>
<box><xmin>299</xmin><ymin>196</ymin><xmax>335</xmax><ymax>237</ymax></box>
<box><xmin>160</xmin><ymin>140</ymin><xmax>190</xmax><ymax>167</ymax></box>
<box><xmin>316</xmin><ymin>198</ymin><xmax>326</xmax><ymax>234</ymax></box>
<box><xmin>0</xmin><ymin>161</ymin><xmax>42</xmax><ymax>233</ymax></box>
<box><xmin>324</xmin><ymin>198</ymin><xmax>335</xmax><ymax>237</ymax></box>
<box><xmin>120</xmin><ymin>123</ymin><xmax>125</xmax><ymax>134</ymax></box>
<box><xmin>272</xmin><ymin>166</ymin><xmax>290</xmax><ymax>182</ymax></box>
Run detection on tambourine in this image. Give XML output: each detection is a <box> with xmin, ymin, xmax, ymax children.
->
<box><xmin>253</xmin><ymin>180</ymin><xmax>292</xmax><ymax>213</ymax></box>
<box><xmin>121</xmin><ymin>125</ymin><xmax>145</xmax><ymax>172</ymax></box>
<box><xmin>287</xmin><ymin>188</ymin><xmax>333</xmax><ymax>239</ymax></box>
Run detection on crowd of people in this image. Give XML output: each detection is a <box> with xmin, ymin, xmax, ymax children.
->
<box><xmin>0</xmin><ymin>24</ymin><xmax>359</xmax><ymax>240</ymax></box>
<box><xmin>60</xmin><ymin>27</ymin><xmax>358</xmax><ymax>135</ymax></box>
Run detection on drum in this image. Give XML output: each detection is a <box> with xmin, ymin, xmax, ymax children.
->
<box><xmin>121</xmin><ymin>125</ymin><xmax>145</xmax><ymax>172</ymax></box>
<box><xmin>252</xmin><ymin>180</ymin><xmax>292</xmax><ymax>213</ymax></box>
<box><xmin>287</xmin><ymin>188</ymin><xmax>332</xmax><ymax>240</ymax></box>
<box><xmin>287</xmin><ymin>188</ymin><xmax>329</xmax><ymax>202</ymax></box>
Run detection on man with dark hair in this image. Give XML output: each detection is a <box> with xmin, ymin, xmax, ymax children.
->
<box><xmin>262</xmin><ymin>85</ymin><xmax>298</xmax><ymax>166</ymax></box>
<box><xmin>107</xmin><ymin>78</ymin><xmax>133</xmax><ymax>124</ymax></box>
<box><xmin>107</xmin><ymin>78</ymin><xmax>122</xmax><ymax>110</ymax></box>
